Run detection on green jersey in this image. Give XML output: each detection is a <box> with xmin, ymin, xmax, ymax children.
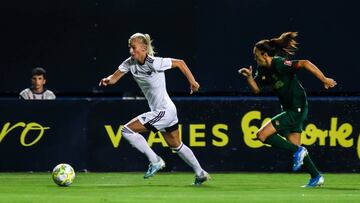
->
<box><xmin>254</xmin><ymin>56</ymin><xmax>307</xmax><ymax>110</ymax></box>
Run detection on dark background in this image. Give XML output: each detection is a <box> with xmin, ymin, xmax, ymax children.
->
<box><xmin>1</xmin><ymin>0</ymin><xmax>359</xmax><ymax>96</ymax></box>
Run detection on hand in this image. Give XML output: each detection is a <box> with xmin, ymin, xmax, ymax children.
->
<box><xmin>190</xmin><ymin>81</ymin><xmax>200</xmax><ymax>94</ymax></box>
<box><xmin>99</xmin><ymin>78</ymin><xmax>110</xmax><ymax>86</ymax></box>
<box><xmin>238</xmin><ymin>66</ymin><xmax>253</xmax><ymax>78</ymax></box>
<box><xmin>323</xmin><ymin>77</ymin><xmax>337</xmax><ymax>89</ymax></box>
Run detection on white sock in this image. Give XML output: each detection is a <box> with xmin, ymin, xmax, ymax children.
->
<box><xmin>121</xmin><ymin>126</ymin><xmax>158</xmax><ymax>163</ymax></box>
<box><xmin>172</xmin><ymin>143</ymin><xmax>203</xmax><ymax>176</ymax></box>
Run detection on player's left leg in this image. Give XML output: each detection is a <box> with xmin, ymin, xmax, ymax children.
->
<box><xmin>288</xmin><ymin>133</ymin><xmax>324</xmax><ymax>187</ymax></box>
<box><xmin>163</xmin><ymin>128</ymin><xmax>209</xmax><ymax>185</ymax></box>
<box><xmin>258</xmin><ymin>119</ymin><xmax>299</xmax><ymax>153</ymax></box>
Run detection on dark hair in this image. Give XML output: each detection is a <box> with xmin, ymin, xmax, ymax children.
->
<box><xmin>31</xmin><ymin>67</ymin><xmax>47</xmax><ymax>78</ymax></box>
<box><xmin>255</xmin><ymin>32</ymin><xmax>298</xmax><ymax>57</ymax></box>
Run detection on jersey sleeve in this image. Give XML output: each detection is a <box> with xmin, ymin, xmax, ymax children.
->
<box><xmin>152</xmin><ymin>57</ymin><xmax>172</xmax><ymax>72</ymax></box>
<box><xmin>118</xmin><ymin>57</ymin><xmax>132</xmax><ymax>73</ymax></box>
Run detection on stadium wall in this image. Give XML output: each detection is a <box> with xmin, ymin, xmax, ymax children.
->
<box><xmin>0</xmin><ymin>97</ymin><xmax>359</xmax><ymax>172</ymax></box>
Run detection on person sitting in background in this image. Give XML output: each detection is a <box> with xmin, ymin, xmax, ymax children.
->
<box><xmin>19</xmin><ymin>67</ymin><xmax>56</xmax><ymax>100</ymax></box>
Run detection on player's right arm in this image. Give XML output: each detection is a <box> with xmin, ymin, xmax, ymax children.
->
<box><xmin>99</xmin><ymin>69</ymin><xmax>126</xmax><ymax>86</ymax></box>
<box><xmin>295</xmin><ymin>60</ymin><xmax>337</xmax><ymax>89</ymax></box>
<box><xmin>238</xmin><ymin>66</ymin><xmax>261</xmax><ymax>94</ymax></box>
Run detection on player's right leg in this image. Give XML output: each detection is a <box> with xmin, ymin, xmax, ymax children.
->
<box><xmin>121</xmin><ymin>118</ymin><xmax>164</xmax><ymax>178</ymax></box>
<box><xmin>302</xmin><ymin>174</ymin><xmax>324</xmax><ymax>188</ymax></box>
<box><xmin>163</xmin><ymin>128</ymin><xmax>210</xmax><ymax>185</ymax></box>
<box><xmin>288</xmin><ymin>133</ymin><xmax>323</xmax><ymax>187</ymax></box>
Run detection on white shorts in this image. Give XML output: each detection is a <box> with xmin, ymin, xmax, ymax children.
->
<box><xmin>137</xmin><ymin>108</ymin><xmax>178</xmax><ymax>132</ymax></box>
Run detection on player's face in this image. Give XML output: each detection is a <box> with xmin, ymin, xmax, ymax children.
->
<box><xmin>129</xmin><ymin>39</ymin><xmax>147</xmax><ymax>61</ymax></box>
<box><xmin>253</xmin><ymin>48</ymin><xmax>268</xmax><ymax>67</ymax></box>
<box><xmin>31</xmin><ymin>75</ymin><xmax>46</xmax><ymax>91</ymax></box>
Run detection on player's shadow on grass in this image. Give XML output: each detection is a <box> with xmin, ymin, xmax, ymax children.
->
<box><xmin>102</xmin><ymin>185</ymin><xmax>215</xmax><ymax>188</ymax></box>
<box><xmin>319</xmin><ymin>187</ymin><xmax>360</xmax><ymax>191</ymax></box>
<box><xmin>73</xmin><ymin>184</ymin><xmax>217</xmax><ymax>189</ymax></box>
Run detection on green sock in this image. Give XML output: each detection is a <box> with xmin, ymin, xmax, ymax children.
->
<box><xmin>264</xmin><ymin>134</ymin><xmax>298</xmax><ymax>153</ymax></box>
<box><xmin>303</xmin><ymin>155</ymin><xmax>320</xmax><ymax>178</ymax></box>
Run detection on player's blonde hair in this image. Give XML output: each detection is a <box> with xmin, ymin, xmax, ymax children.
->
<box><xmin>129</xmin><ymin>33</ymin><xmax>156</xmax><ymax>56</ymax></box>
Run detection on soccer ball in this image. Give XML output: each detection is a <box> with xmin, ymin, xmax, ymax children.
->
<box><xmin>52</xmin><ymin>163</ymin><xmax>76</xmax><ymax>186</ymax></box>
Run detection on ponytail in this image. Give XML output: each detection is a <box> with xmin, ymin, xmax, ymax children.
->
<box><xmin>143</xmin><ymin>34</ymin><xmax>155</xmax><ymax>56</ymax></box>
<box><xmin>255</xmin><ymin>32</ymin><xmax>298</xmax><ymax>57</ymax></box>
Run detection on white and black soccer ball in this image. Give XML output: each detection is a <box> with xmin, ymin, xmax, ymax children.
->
<box><xmin>52</xmin><ymin>163</ymin><xmax>76</xmax><ymax>186</ymax></box>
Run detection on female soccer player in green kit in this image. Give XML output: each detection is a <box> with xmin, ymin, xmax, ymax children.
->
<box><xmin>238</xmin><ymin>32</ymin><xmax>337</xmax><ymax>187</ymax></box>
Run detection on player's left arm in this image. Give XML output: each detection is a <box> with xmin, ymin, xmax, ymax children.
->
<box><xmin>171</xmin><ymin>59</ymin><xmax>200</xmax><ymax>94</ymax></box>
<box><xmin>295</xmin><ymin>60</ymin><xmax>337</xmax><ymax>89</ymax></box>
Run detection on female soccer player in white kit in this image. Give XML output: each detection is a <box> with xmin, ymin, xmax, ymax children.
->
<box><xmin>99</xmin><ymin>33</ymin><xmax>209</xmax><ymax>185</ymax></box>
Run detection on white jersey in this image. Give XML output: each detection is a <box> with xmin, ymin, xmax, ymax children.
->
<box><xmin>19</xmin><ymin>88</ymin><xmax>56</xmax><ymax>100</ymax></box>
<box><xmin>119</xmin><ymin>56</ymin><xmax>175</xmax><ymax>111</ymax></box>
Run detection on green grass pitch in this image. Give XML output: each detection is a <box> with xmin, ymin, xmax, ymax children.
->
<box><xmin>0</xmin><ymin>172</ymin><xmax>359</xmax><ymax>203</ymax></box>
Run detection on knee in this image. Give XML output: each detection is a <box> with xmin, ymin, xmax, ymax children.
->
<box><xmin>168</xmin><ymin>141</ymin><xmax>181</xmax><ymax>149</ymax></box>
<box><xmin>121</xmin><ymin>126</ymin><xmax>134</xmax><ymax>136</ymax></box>
<box><xmin>167</xmin><ymin>135</ymin><xmax>181</xmax><ymax>148</ymax></box>
<box><xmin>165</xmin><ymin>132</ymin><xmax>181</xmax><ymax>148</ymax></box>
<box><xmin>170</xmin><ymin>142</ymin><xmax>183</xmax><ymax>151</ymax></box>
<box><xmin>257</xmin><ymin>131</ymin><xmax>267</xmax><ymax>142</ymax></box>
<box><xmin>122</xmin><ymin>125</ymin><xmax>129</xmax><ymax>132</ymax></box>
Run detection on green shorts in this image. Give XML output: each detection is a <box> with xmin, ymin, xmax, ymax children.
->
<box><xmin>271</xmin><ymin>105</ymin><xmax>308</xmax><ymax>136</ymax></box>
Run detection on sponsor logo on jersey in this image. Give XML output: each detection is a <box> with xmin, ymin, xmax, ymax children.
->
<box><xmin>275</xmin><ymin>120</ymin><xmax>280</xmax><ymax>126</ymax></box>
<box><xmin>284</xmin><ymin>60</ymin><xmax>292</xmax><ymax>66</ymax></box>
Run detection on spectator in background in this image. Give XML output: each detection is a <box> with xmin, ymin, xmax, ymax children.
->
<box><xmin>19</xmin><ymin>67</ymin><xmax>56</xmax><ymax>100</ymax></box>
